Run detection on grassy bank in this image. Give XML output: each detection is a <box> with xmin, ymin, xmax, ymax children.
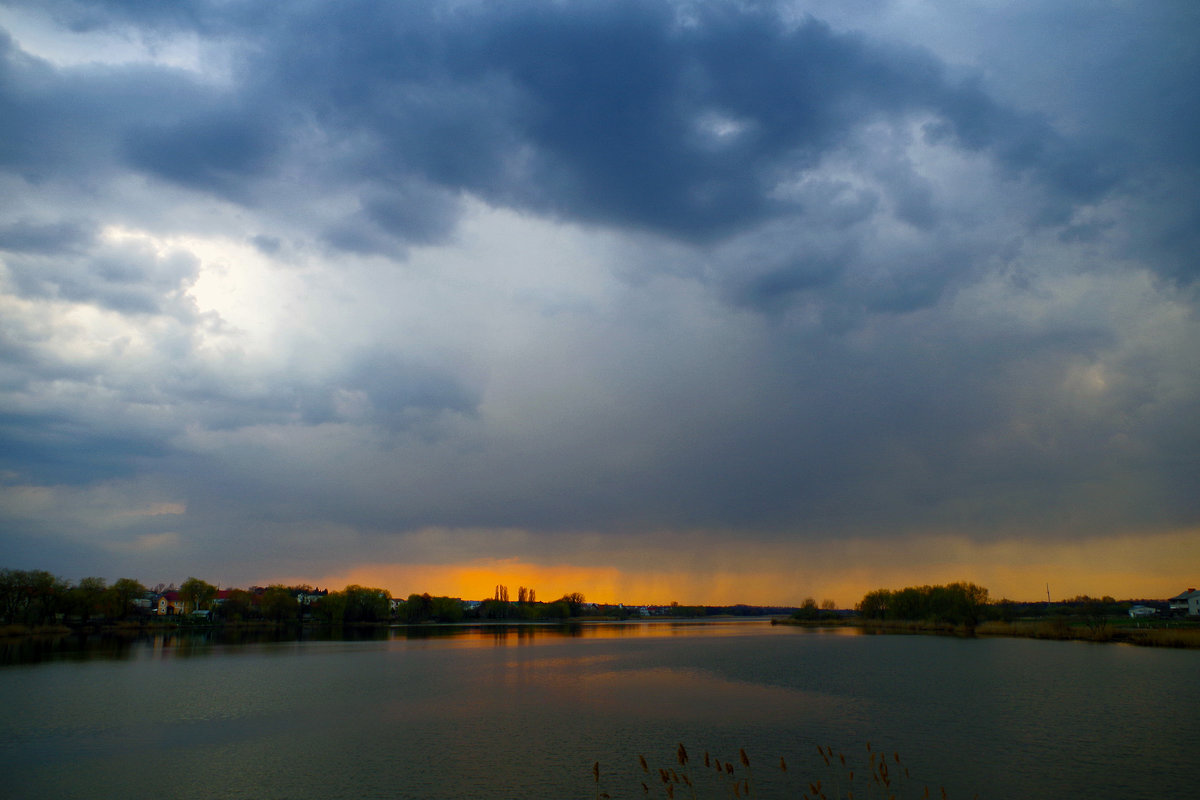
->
<box><xmin>975</xmin><ymin>619</ymin><xmax>1200</xmax><ymax>648</ymax></box>
<box><xmin>777</xmin><ymin>616</ymin><xmax>1200</xmax><ymax>648</ymax></box>
<box><xmin>0</xmin><ymin>623</ymin><xmax>72</xmax><ymax>638</ymax></box>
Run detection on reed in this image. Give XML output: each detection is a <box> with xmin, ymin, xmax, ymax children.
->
<box><xmin>1119</xmin><ymin>626</ymin><xmax>1200</xmax><ymax>648</ymax></box>
<box><xmin>975</xmin><ymin>620</ymin><xmax>1200</xmax><ymax>647</ymax></box>
<box><xmin>0</xmin><ymin>623</ymin><xmax>70</xmax><ymax>638</ymax></box>
<box><xmin>621</xmin><ymin>743</ymin><xmax>971</xmax><ymax>800</ymax></box>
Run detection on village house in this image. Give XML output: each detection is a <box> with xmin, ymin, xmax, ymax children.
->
<box><xmin>156</xmin><ymin>591</ymin><xmax>191</xmax><ymax>616</ymax></box>
<box><xmin>1167</xmin><ymin>588</ymin><xmax>1200</xmax><ymax>616</ymax></box>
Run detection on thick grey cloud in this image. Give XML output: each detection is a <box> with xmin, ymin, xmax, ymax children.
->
<box><xmin>1</xmin><ymin>2</ymin><xmax>1128</xmax><ymax>247</ymax></box>
<box><xmin>0</xmin><ymin>0</ymin><xmax>1196</xmax><ymax>592</ymax></box>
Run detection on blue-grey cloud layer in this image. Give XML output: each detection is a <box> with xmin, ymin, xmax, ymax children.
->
<box><xmin>0</xmin><ymin>0</ymin><xmax>1197</xmax><ymax>582</ymax></box>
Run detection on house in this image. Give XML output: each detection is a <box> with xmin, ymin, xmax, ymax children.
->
<box><xmin>295</xmin><ymin>590</ymin><xmax>327</xmax><ymax>607</ymax></box>
<box><xmin>132</xmin><ymin>591</ymin><xmax>158</xmax><ymax>614</ymax></box>
<box><xmin>1167</xmin><ymin>588</ymin><xmax>1200</xmax><ymax>616</ymax></box>
<box><xmin>156</xmin><ymin>591</ymin><xmax>193</xmax><ymax>616</ymax></box>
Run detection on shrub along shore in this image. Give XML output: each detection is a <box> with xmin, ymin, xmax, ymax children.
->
<box><xmin>777</xmin><ymin>581</ymin><xmax>1200</xmax><ymax>648</ymax></box>
<box><xmin>776</xmin><ymin>616</ymin><xmax>1200</xmax><ymax>648</ymax></box>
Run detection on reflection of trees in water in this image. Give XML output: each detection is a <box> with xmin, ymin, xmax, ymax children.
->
<box><xmin>2</xmin><ymin>619</ymin><xmax>778</xmax><ymax>665</ymax></box>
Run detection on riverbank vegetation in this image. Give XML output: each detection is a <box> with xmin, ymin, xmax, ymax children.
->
<box><xmin>4</xmin><ymin>567</ymin><xmax>1196</xmax><ymax>648</ymax></box>
<box><xmin>775</xmin><ymin>581</ymin><xmax>1200</xmax><ymax>649</ymax></box>
<box><xmin>0</xmin><ymin>568</ymin><xmax>793</xmax><ymax>637</ymax></box>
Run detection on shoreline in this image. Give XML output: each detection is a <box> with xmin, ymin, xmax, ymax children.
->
<box><xmin>6</xmin><ymin>615</ymin><xmax>1199</xmax><ymax>649</ymax></box>
<box><xmin>0</xmin><ymin>614</ymin><xmax>754</xmax><ymax>641</ymax></box>
<box><xmin>774</xmin><ymin>616</ymin><xmax>1200</xmax><ymax>648</ymax></box>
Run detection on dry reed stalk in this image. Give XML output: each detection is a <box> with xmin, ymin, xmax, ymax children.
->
<box><xmin>593</xmin><ymin>760</ymin><xmax>611</xmax><ymax>800</ymax></box>
<box><xmin>625</xmin><ymin>741</ymin><xmax>970</xmax><ymax>800</ymax></box>
<box><xmin>738</xmin><ymin>748</ymin><xmax>753</xmax><ymax>796</ymax></box>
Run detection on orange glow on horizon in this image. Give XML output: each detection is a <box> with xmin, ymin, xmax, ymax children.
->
<box><xmin>283</xmin><ymin>528</ymin><xmax>1198</xmax><ymax>608</ymax></box>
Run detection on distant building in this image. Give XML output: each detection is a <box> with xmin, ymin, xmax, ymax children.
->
<box><xmin>1128</xmin><ymin>605</ymin><xmax>1156</xmax><ymax>618</ymax></box>
<box><xmin>1167</xmin><ymin>588</ymin><xmax>1200</xmax><ymax>616</ymax></box>
<box><xmin>157</xmin><ymin>591</ymin><xmax>191</xmax><ymax>616</ymax></box>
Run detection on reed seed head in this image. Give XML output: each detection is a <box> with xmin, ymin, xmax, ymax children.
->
<box><xmin>739</xmin><ymin>748</ymin><xmax>750</xmax><ymax>767</ymax></box>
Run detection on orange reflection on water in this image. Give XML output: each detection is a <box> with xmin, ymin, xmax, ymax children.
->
<box><xmin>384</xmin><ymin>619</ymin><xmax>780</xmax><ymax>647</ymax></box>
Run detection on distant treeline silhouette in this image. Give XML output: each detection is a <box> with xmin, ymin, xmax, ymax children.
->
<box><xmin>0</xmin><ymin>569</ymin><xmax>797</xmax><ymax>627</ymax></box>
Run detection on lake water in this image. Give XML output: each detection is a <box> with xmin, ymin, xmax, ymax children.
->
<box><xmin>1</xmin><ymin>621</ymin><xmax>1196</xmax><ymax>799</ymax></box>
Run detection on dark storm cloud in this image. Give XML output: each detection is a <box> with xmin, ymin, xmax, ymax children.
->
<box><xmin>0</xmin><ymin>359</ymin><xmax>478</xmax><ymax>492</ymax></box>
<box><xmin>238</xmin><ymin>0</ymin><xmax>1115</xmax><ymax>244</ymax></box>
<box><xmin>122</xmin><ymin>110</ymin><xmax>279</xmax><ymax>202</ymax></box>
<box><xmin>0</xmin><ymin>0</ymin><xmax>1197</xmax><ymax>587</ymax></box>
<box><xmin>4</xmin><ymin>1</ymin><xmax>1123</xmax><ymax>247</ymax></box>
<box><xmin>0</xmin><ymin>29</ymin><xmax>193</xmax><ymax>180</ymax></box>
<box><xmin>0</xmin><ymin>218</ymin><xmax>95</xmax><ymax>254</ymax></box>
<box><xmin>0</xmin><ymin>409</ymin><xmax>170</xmax><ymax>484</ymax></box>
<box><xmin>319</xmin><ymin>183</ymin><xmax>461</xmax><ymax>257</ymax></box>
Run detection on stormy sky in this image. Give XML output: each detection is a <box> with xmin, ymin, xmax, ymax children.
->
<box><xmin>1</xmin><ymin>0</ymin><xmax>1197</xmax><ymax>604</ymax></box>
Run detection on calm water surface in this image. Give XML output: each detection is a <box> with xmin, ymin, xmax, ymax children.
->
<box><xmin>1</xmin><ymin>621</ymin><xmax>1195</xmax><ymax>799</ymax></box>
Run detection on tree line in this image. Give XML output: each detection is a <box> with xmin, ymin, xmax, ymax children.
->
<box><xmin>0</xmin><ymin>569</ymin><xmax>150</xmax><ymax>626</ymax></box>
<box><xmin>2</xmin><ymin>569</ymin><xmax>803</xmax><ymax>629</ymax></box>
<box><xmin>855</xmin><ymin>582</ymin><xmax>990</xmax><ymax>627</ymax></box>
<box><xmin>849</xmin><ymin>584</ymin><xmax>1157</xmax><ymax>628</ymax></box>
<box><xmin>0</xmin><ymin>570</ymin><xmax>599</xmax><ymax>627</ymax></box>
